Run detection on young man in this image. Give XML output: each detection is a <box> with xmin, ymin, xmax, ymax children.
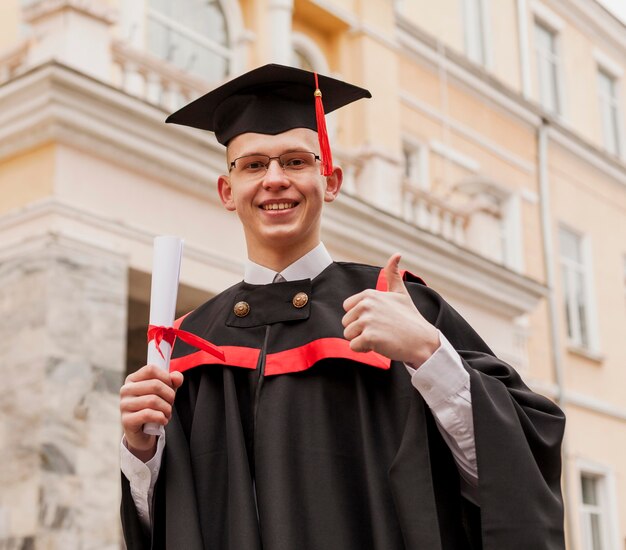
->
<box><xmin>120</xmin><ymin>65</ymin><xmax>565</xmax><ymax>549</ymax></box>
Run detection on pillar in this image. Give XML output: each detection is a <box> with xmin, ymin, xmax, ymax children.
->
<box><xmin>0</xmin><ymin>233</ymin><xmax>128</xmax><ymax>549</ymax></box>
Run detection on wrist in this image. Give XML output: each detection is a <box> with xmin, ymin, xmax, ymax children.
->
<box><xmin>126</xmin><ymin>434</ymin><xmax>157</xmax><ymax>463</ymax></box>
<box><xmin>408</xmin><ymin>329</ymin><xmax>441</xmax><ymax>368</ymax></box>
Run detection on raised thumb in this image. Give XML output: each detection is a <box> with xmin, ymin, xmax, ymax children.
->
<box><xmin>383</xmin><ymin>253</ymin><xmax>408</xmax><ymax>294</ymax></box>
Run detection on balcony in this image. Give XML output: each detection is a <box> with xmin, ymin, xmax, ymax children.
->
<box><xmin>111</xmin><ymin>40</ymin><xmax>209</xmax><ymax>113</ymax></box>
<box><xmin>401</xmin><ymin>182</ymin><xmax>468</xmax><ymax>246</ymax></box>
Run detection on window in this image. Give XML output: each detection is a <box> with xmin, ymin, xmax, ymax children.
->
<box><xmin>534</xmin><ymin>22</ymin><xmax>561</xmax><ymax>114</ymax></box>
<box><xmin>146</xmin><ymin>0</ymin><xmax>230</xmax><ymax>82</ymax></box>
<box><xmin>291</xmin><ymin>33</ymin><xmax>329</xmax><ymax>75</ymax></box>
<box><xmin>463</xmin><ymin>0</ymin><xmax>488</xmax><ymax>66</ymax></box>
<box><xmin>597</xmin><ymin>69</ymin><xmax>622</xmax><ymax>156</ymax></box>
<box><xmin>401</xmin><ymin>140</ymin><xmax>432</xmax><ymax>227</ymax></box>
<box><xmin>559</xmin><ymin>227</ymin><xmax>594</xmax><ymax>349</ymax></box>
<box><xmin>580</xmin><ymin>473</ymin><xmax>613</xmax><ymax>550</ymax></box>
<box><xmin>290</xmin><ymin>33</ymin><xmax>334</xmax><ymax>140</ymax></box>
<box><xmin>292</xmin><ymin>50</ymin><xmax>314</xmax><ymax>72</ymax></box>
<box><xmin>402</xmin><ymin>141</ymin><xmax>429</xmax><ymax>190</ymax></box>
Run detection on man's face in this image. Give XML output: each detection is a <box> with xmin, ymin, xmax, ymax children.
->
<box><xmin>218</xmin><ymin>128</ymin><xmax>342</xmax><ymax>263</ymax></box>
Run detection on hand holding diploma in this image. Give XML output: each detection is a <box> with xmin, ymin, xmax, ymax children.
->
<box><xmin>120</xmin><ymin>237</ymin><xmax>224</xmax><ymax>461</ymax></box>
<box><xmin>120</xmin><ymin>236</ymin><xmax>185</xmax><ymax>460</ymax></box>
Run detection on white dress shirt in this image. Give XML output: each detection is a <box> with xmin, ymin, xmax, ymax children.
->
<box><xmin>121</xmin><ymin>242</ymin><xmax>478</xmax><ymax>527</ymax></box>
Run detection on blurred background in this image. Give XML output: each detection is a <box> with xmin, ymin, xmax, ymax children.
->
<box><xmin>0</xmin><ymin>0</ymin><xmax>624</xmax><ymax>548</ymax></box>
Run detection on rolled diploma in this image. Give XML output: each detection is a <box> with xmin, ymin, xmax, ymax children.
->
<box><xmin>143</xmin><ymin>236</ymin><xmax>184</xmax><ymax>436</ymax></box>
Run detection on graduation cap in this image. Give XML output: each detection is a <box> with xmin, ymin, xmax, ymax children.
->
<box><xmin>165</xmin><ymin>64</ymin><xmax>371</xmax><ymax>176</ymax></box>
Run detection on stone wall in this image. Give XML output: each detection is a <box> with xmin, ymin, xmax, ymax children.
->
<box><xmin>0</xmin><ymin>234</ymin><xmax>128</xmax><ymax>550</ymax></box>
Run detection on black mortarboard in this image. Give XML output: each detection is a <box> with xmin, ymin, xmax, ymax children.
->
<box><xmin>165</xmin><ymin>63</ymin><xmax>371</xmax><ymax>175</ymax></box>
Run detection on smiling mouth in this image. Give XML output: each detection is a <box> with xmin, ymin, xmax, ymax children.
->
<box><xmin>261</xmin><ymin>202</ymin><xmax>298</xmax><ymax>211</ymax></box>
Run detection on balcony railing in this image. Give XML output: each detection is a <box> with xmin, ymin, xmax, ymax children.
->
<box><xmin>111</xmin><ymin>40</ymin><xmax>209</xmax><ymax>112</ymax></box>
<box><xmin>401</xmin><ymin>182</ymin><xmax>468</xmax><ymax>246</ymax></box>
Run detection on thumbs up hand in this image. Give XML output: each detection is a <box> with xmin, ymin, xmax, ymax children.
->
<box><xmin>342</xmin><ymin>254</ymin><xmax>440</xmax><ymax>367</ymax></box>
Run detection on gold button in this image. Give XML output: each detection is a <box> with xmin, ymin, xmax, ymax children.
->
<box><xmin>233</xmin><ymin>301</ymin><xmax>250</xmax><ymax>317</ymax></box>
<box><xmin>292</xmin><ymin>292</ymin><xmax>309</xmax><ymax>308</ymax></box>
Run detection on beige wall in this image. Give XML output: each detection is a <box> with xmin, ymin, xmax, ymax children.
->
<box><xmin>0</xmin><ymin>145</ymin><xmax>55</xmax><ymax>215</ymax></box>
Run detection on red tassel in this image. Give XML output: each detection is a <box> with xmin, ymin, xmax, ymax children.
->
<box><xmin>314</xmin><ymin>73</ymin><xmax>333</xmax><ymax>176</ymax></box>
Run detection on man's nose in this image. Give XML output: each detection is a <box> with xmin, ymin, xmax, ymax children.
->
<box><xmin>262</xmin><ymin>158</ymin><xmax>290</xmax><ymax>189</ymax></box>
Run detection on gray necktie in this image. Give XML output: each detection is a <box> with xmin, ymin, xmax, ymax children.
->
<box><xmin>273</xmin><ymin>273</ymin><xmax>286</xmax><ymax>283</ymax></box>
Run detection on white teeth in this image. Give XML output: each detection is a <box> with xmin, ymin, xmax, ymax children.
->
<box><xmin>263</xmin><ymin>202</ymin><xmax>295</xmax><ymax>210</ymax></box>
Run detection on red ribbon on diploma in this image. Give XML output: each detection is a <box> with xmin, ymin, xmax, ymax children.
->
<box><xmin>147</xmin><ymin>325</ymin><xmax>226</xmax><ymax>362</ymax></box>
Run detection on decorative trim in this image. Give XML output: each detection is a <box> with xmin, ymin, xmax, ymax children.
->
<box><xmin>593</xmin><ymin>48</ymin><xmax>624</xmax><ymax>78</ymax></box>
<box><xmin>548</xmin><ymin>126</ymin><xmax>626</xmax><ymax>187</ymax></box>
<box><xmin>400</xmin><ymin>91</ymin><xmax>536</xmax><ymax>174</ymax></box>
<box><xmin>544</xmin><ymin>0</ymin><xmax>626</xmax><ymax>51</ymax></box>
<box><xmin>430</xmin><ymin>139</ymin><xmax>481</xmax><ymax>172</ymax></box>
<box><xmin>0</xmin><ymin>197</ymin><xmax>245</xmax><ymax>281</ymax></box>
<box><xmin>527</xmin><ymin>380</ymin><xmax>626</xmax><ymax>423</ymax></box>
<box><xmin>22</xmin><ymin>0</ymin><xmax>118</xmax><ymax>25</ymax></box>
<box><xmin>530</xmin><ymin>0</ymin><xmax>565</xmax><ymax>31</ymax></box>
<box><xmin>568</xmin><ymin>390</ymin><xmax>626</xmax><ymax>421</ymax></box>
<box><xmin>396</xmin><ymin>19</ymin><xmax>543</xmax><ymax>127</ymax></box>
<box><xmin>520</xmin><ymin>188</ymin><xmax>539</xmax><ymax>203</ymax></box>
<box><xmin>307</xmin><ymin>0</ymin><xmax>358</xmax><ymax>27</ymax></box>
<box><xmin>0</xmin><ymin>62</ymin><xmax>228</xmax><ymax>198</ymax></box>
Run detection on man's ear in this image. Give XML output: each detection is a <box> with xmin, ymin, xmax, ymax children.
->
<box><xmin>324</xmin><ymin>166</ymin><xmax>343</xmax><ymax>203</ymax></box>
<box><xmin>217</xmin><ymin>175</ymin><xmax>236</xmax><ymax>211</ymax></box>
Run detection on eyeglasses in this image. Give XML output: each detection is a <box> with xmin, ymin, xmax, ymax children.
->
<box><xmin>229</xmin><ymin>151</ymin><xmax>320</xmax><ymax>179</ymax></box>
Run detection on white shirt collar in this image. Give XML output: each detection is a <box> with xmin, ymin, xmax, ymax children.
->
<box><xmin>243</xmin><ymin>242</ymin><xmax>333</xmax><ymax>284</ymax></box>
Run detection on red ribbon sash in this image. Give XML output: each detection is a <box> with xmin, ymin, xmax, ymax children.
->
<box><xmin>147</xmin><ymin>325</ymin><xmax>226</xmax><ymax>362</ymax></box>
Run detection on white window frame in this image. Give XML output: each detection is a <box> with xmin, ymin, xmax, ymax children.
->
<box><xmin>402</xmin><ymin>136</ymin><xmax>430</xmax><ymax>191</ymax></box>
<box><xmin>291</xmin><ymin>32</ymin><xmax>330</xmax><ymax>74</ymax></box>
<box><xmin>461</xmin><ymin>0</ymin><xmax>492</xmax><ymax>68</ymax></box>
<box><xmin>290</xmin><ymin>32</ymin><xmax>336</xmax><ymax>141</ymax></box>
<box><xmin>144</xmin><ymin>0</ymin><xmax>234</xmax><ymax>81</ymax></box>
<box><xmin>558</xmin><ymin>225</ymin><xmax>600</xmax><ymax>353</ymax></box>
<box><xmin>501</xmin><ymin>192</ymin><xmax>524</xmax><ymax>272</ymax></box>
<box><xmin>533</xmin><ymin>18</ymin><xmax>564</xmax><ymax>116</ymax></box>
<box><xmin>594</xmin><ymin>49</ymin><xmax>624</xmax><ymax>159</ymax></box>
<box><xmin>576</xmin><ymin>459</ymin><xmax>620</xmax><ymax>550</ymax></box>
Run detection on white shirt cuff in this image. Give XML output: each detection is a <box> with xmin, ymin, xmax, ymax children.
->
<box><xmin>403</xmin><ymin>332</ymin><xmax>479</xmax><ymax>502</ymax></box>
<box><xmin>120</xmin><ymin>434</ymin><xmax>166</xmax><ymax>528</ymax></box>
<box><xmin>404</xmin><ymin>331</ymin><xmax>469</xmax><ymax>408</ymax></box>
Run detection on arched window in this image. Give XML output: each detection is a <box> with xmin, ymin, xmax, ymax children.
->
<box><xmin>292</xmin><ymin>50</ymin><xmax>314</xmax><ymax>72</ymax></box>
<box><xmin>291</xmin><ymin>33</ymin><xmax>329</xmax><ymax>74</ymax></box>
<box><xmin>290</xmin><ymin>33</ymin><xmax>336</xmax><ymax>138</ymax></box>
<box><xmin>146</xmin><ymin>0</ymin><xmax>230</xmax><ymax>81</ymax></box>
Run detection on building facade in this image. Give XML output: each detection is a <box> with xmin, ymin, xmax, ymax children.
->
<box><xmin>0</xmin><ymin>0</ymin><xmax>624</xmax><ymax>548</ymax></box>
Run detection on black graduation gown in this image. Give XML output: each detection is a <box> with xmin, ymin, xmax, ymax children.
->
<box><xmin>121</xmin><ymin>261</ymin><xmax>565</xmax><ymax>550</ymax></box>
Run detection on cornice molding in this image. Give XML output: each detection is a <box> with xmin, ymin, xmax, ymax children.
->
<box><xmin>399</xmin><ymin>91</ymin><xmax>535</xmax><ymax>175</ymax></box>
<box><xmin>529</xmin><ymin>379</ymin><xmax>626</xmax><ymax>422</ymax></box>
<box><xmin>395</xmin><ymin>16</ymin><xmax>626</xmax><ymax>187</ymax></box>
<box><xmin>0</xmin><ymin>62</ymin><xmax>227</xmax><ymax>201</ymax></box>
<box><xmin>0</xmin><ymin>198</ymin><xmax>245</xmax><ymax>284</ymax></box>
<box><xmin>22</xmin><ymin>0</ymin><xmax>117</xmax><ymax>25</ymax></box>
<box><xmin>395</xmin><ymin>18</ymin><xmax>543</xmax><ymax>128</ymax></box>
<box><xmin>542</xmin><ymin>0</ymin><xmax>626</xmax><ymax>52</ymax></box>
<box><xmin>548</xmin><ymin>126</ymin><xmax>626</xmax><ymax>187</ymax></box>
<box><xmin>323</xmin><ymin>192</ymin><xmax>547</xmax><ymax>319</ymax></box>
